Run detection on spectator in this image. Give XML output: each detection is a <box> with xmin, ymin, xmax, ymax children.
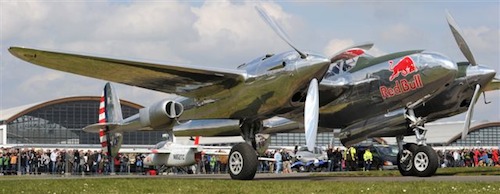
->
<box><xmin>135</xmin><ymin>155</ymin><xmax>143</xmax><ymax>174</ymax></box>
<box><xmin>41</xmin><ymin>152</ymin><xmax>50</xmax><ymax>173</ymax></box>
<box><xmin>492</xmin><ymin>149</ymin><xmax>499</xmax><ymax>166</ymax></box>
<box><xmin>333</xmin><ymin>148</ymin><xmax>342</xmax><ymax>171</ymax></box>
<box><xmin>282</xmin><ymin>150</ymin><xmax>291</xmax><ymax>174</ymax></box>
<box><xmin>479</xmin><ymin>151</ymin><xmax>491</xmax><ymax>166</ymax></box>
<box><xmin>274</xmin><ymin>149</ymin><xmax>282</xmax><ymax>174</ymax></box>
<box><xmin>363</xmin><ymin>148</ymin><xmax>373</xmax><ymax>171</ymax></box>
<box><xmin>0</xmin><ymin>153</ymin><xmax>4</xmax><ymax>175</ymax></box>
<box><xmin>210</xmin><ymin>155</ymin><xmax>217</xmax><ymax>174</ymax></box>
<box><xmin>73</xmin><ymin>149</ymin><xmax>80</xmax><ymax>174</ymax></box>
<box><xmin>347</xmin><ymin>146</ymin><xmax>357</xmax><ymax>171</ymax></box>
<box><xmin>327</xmin><ymin>147</ymin><xmax>334</xmax><ymax>172</ymax></box>
<box><xmin>10</xmin><ymin>153</ymin><xmax>18</xmax><ymax>174</ymax></box>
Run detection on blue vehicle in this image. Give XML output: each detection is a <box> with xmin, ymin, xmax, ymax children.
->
<box><xmin>291</xmin><ymin>159</ymin><xmax>328</xmax><ymax>172</ymax></box>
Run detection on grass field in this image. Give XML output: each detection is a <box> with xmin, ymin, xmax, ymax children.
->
<box><xmin>313</xmin><ymin>166</ymin><xmax>500</xmax><ymax>177</ymax></box>
<box><xmin>0</xmin><ymin>167</ymin><xmax>498</xmax><ymax>194</ymax></box>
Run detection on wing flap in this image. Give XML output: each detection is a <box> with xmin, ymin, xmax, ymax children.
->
<box><xmin>9</xmin><ymin>47</ymin><xmax>246</xmax><ymax>98</ymax></box>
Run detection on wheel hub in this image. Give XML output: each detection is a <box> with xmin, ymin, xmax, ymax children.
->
<box><xmin>229</xmin><ymin>151</ymin><xmax>244</xmax><ymax>175</ymax></box>
<box><xmin>400</xmin><ymin>150</ymin><xmax>413</xmax><ymax>171</ymax></box>
<box><xmin>414</xmin><ymin>152</ymin><xmax>429</xmax><ymax>172</ymax></box>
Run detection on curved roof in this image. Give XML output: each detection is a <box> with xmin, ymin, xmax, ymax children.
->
<box><xmin>0</xmin><ymin>96</ymin><xmax>143</xmax><ymax>123</ymax></box>
<box><xmin>446</xmin><ymin>122</ymin><xmax>500</xmax><ymax>145</ymax></box>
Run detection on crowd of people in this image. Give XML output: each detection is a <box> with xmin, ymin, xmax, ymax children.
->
<box><xmin>196</xmin><ymin>153</ymin><xmax>228</xmax><ymax>174</ymax></box>
<box><xmin>1</xmin><ymin>146</ymin><xmax>498</xmax><ymax>176</ymax></box>
<box><xmin>438</xmin><ymin>148</ymin><xmax>499</xmax><ymax>168</ymax></box>
<box><xmin>0</xmin><ymin>147</ymin><xmax>144</xmax><ymax>175</ymax></box>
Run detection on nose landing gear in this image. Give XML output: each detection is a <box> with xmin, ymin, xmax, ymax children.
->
<box><xmin>396</xmin><ymin>109</ymin><xmax>439</xmax><ymax>177</ymax></box>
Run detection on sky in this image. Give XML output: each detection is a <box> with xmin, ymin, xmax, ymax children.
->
<box><xmin>1</xmin><ymin>0</ymin><xmax>499</xmax><ymax>123</ymax></box>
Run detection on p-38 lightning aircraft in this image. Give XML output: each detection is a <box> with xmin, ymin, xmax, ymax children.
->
<box><xmin>9</xmin><ymin>6</ymin><xmax>497</xmax><ymax>180</ymax></box>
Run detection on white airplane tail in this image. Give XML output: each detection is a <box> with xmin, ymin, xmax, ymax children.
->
<box><xmin>98</xmin><ymin>82</ymin><xmax>124</xmax><ymax>158</ymax></box>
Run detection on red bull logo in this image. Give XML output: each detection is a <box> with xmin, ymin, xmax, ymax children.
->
<box><xmin>380</xmin><ymin>74</ymin><xmax>424</xmax><ymax>99</ymax></box>
<box><xmin>389</xmin><ymin>56</ymin><xmax>418</xmax><ymax>81</ymax></box>
<box><xmin>379</xmin><ymin>56</ymin><xmax>424</xmax><ymax>99</ymax></box>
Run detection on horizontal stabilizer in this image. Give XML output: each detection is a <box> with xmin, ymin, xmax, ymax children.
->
<box><xmin>484</xmin><ymin>77</ymin><xmax>500</xmax><ymax>92</ymax></box>
<box><xmin>83</xmin><ymin>122</ymin><xmax>122</xmax><ymax>133</ymax></box>
<box><xmin>173</xmin><ymin>119</ymin><xmax>240</xmax><ymax>136</ymax></box>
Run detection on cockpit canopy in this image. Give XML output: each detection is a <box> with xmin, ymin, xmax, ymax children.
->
<box><xmin>153</xmin><ymin>141</ymin><xmax>167</xmax><ymax>149</ymax></box>
<box><xmin>327</xmin><ymin>53</ymin><xmax>374</xmax><ymax>76</ymax></box>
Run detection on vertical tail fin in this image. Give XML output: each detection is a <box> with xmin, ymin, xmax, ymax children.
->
<box><xmin>194</xmin><ymin>136</ymin><xmax>200</xmax><ymax>145</ymax></box>
<box><xmin>99</xmin><ymin>83</ymin><xmax>124</xmax><ymax>158</ymax></box>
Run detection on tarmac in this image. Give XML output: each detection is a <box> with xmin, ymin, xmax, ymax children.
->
<box><xmin>1</xmin><ymin>172</ymin><xmax>499</xmax><ymax>182</ymax></box>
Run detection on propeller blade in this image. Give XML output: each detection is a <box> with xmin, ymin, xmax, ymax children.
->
<box><xmin>462</xmin><ymin>84</ymin><xmax>481</xmax><ymax>140</ymax></box>
<box><xmin>446</xmin><ymin>10</ymin><xmax>477</xmax><ymax>66</ymax></box>
<box><xmin>305</xmin><ymin>78</ymin><xmax>319</xmax><ymax>152</ymax></box>
<box><xmin>255</xmin><ymin>5</ymin><xmax>307</xmax><ymax>59</ymax></box>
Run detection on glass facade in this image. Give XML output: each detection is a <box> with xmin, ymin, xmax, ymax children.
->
<box><xmin>449</xmin><ymin>125</ymin><xmax>500</xmax><ymax>147</ymax></box>
<box><xmin>270</xmin><ymin>132</ymin><xmax>376</xmax><ymax>147</ymax></box>
<box><xmin>6</xmin><ymin>99</ymin><xmax>164</xmax><ymax>145</ymax></box>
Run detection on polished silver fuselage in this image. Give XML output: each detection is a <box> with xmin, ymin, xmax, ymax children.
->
<box><xmin>285</xmin><ymin>51</ymin><xmax>458</xmax><ymax>128</ymax></box>
<box><xmin>179</xmin><ymin>51</ymin><xmax>330</xmax><ymax>121</ymax></box>
<box><xmin>367</xmin><ymin>63</ymin><xmax>497</xmax><ymax>139</ymax></box>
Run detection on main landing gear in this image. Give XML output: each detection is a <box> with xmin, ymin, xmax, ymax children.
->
<box><xmin>396</xmin><ymin>109</ymin><xmax>439</xmax><ymax>177</ymax></box>
<box><xmin>228</xmin><ymin>120</ymin><xmax>269</xmax><ymax>180</ymax></box>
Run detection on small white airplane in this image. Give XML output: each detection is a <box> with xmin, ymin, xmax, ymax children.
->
<box><xmin>140</xmin><ymin>139</ymin><xmax>202</xmax><ymax>170</ymax></box>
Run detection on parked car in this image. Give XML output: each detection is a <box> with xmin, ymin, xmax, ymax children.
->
<box><xmin>291</xmin><ymin>159</ymin><xmax>328</xmax><ymax>172</ymax></box>
<box><xmin>355</xmin><ymin>144</ymin><xmax>398</xmax><ymax>170</ymax></box>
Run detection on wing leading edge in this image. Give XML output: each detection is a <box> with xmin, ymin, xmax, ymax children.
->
<box><xmin>9</xmin><ymin>47</ymin><xmax>246</xmax><ymax>98</ymax></box>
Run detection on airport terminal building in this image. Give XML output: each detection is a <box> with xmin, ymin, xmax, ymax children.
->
<box><xmin>0</xmin><ymin>96</ymin><xmax>164</xmax><ymax>148</ymax></box>
<box><xmin>1</xmin><ymin>96</ymin><xmax>499</xmax><ymax>149</ymax></box>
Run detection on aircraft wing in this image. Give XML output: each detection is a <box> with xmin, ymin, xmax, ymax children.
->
<box><xmin>484</xmin><ymin>78</ymin><xmax>500</xmax><ymax>92</ymax></box>
<box><xmin>9</xmin><ymin>47</ymin><xmax>246</xmax><ymax>98</ymax></box>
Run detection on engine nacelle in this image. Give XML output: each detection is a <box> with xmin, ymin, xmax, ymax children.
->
<box><xmin>139</xmin><ymin>100</ymin><xmax>184</xmax><ymax>130</ymax></box>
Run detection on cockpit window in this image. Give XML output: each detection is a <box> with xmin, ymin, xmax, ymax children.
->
<box><xmin>154</xmin><ymin>141</ymin><xmax>167</xmax><ymax>149</ymax></box>
<box><xmin>327</xmin><ymin>58</ymin><xmax>356</xmax><ymax>76</ymax></box>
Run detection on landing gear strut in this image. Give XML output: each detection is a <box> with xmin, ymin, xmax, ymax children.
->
<box><xmin>396</xmin><ymin>109</ymin><xmax>439</xmax><ymax>177</ymax></box>
<box><xmin>228</xmin><ymin>120</ymin><xmax>265</xmax><ymax>180</ymax></box>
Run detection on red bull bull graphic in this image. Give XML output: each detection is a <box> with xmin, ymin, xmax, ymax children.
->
<box><xmin>379</xmin><ymin>56</ymin><xmax>424</xmax><ymax>99</ymax></box>
<box><xmin>389</xmin><ymin>56</ymin><xmax>418</xmax><ymax>81</ymax></box>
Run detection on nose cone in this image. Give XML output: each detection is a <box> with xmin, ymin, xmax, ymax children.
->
<box><xmin>466</xmin><ymin>65</ymin><xmax>497</xmax><ymax>87</ymax></box>
<box><xmin>295</xmin><ymin>55</ymin><xmax>331</xmax><ymax>81</ymax></box>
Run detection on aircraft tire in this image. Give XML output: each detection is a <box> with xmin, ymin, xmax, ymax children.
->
<box><xmin>413</xmin><ymin>145</ymin><xmax>438</xmax><ymax>177</ymax></box>
<box><xmin>228</xmin><ymin>143</ymin><xmax>258</xmax><ymax>180</ymax></box>
<box><xmin>397</xmin><ymin>143</ymin><xmax>418</xmax><ymax>176</ymax></box>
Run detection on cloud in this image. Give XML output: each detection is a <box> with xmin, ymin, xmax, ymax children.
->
<box><xmin>380</xmin><ymin>23</ymin><xmax>423</xmax><ymax>42</ymax></box>
<box><xmin>1</xmin><ymin>1</ymin><xmax>499</xmax><ymax>123</ymax></box>
<box><xmin>323</xmin><ymin>38</ymin><xmax>355</xmax><ymax>56</ymax></box>
<box><xmin>463</xmin><ymin>26</ymin><xmax>500</xmax><ymax>54</ymax></box>
<box><xmin>18</xmin><ymin>71</ymin><xmax>66</xmax><ymax>97</ymax></box>
<box><xmin>323</xmin><ymin>39</ymin><xmax>386</xmax><ymax>58</ymax></box>
<box><xmin>188</xmin><ymin>1</ymin><xmax>292</xmax><ymax>64</ymax></box>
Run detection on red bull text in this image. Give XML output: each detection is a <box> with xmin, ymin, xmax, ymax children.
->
<box><xmin>380</xmin><ymin>74</ymin><xmax>423</xmax><ymax>99</ymax></box>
